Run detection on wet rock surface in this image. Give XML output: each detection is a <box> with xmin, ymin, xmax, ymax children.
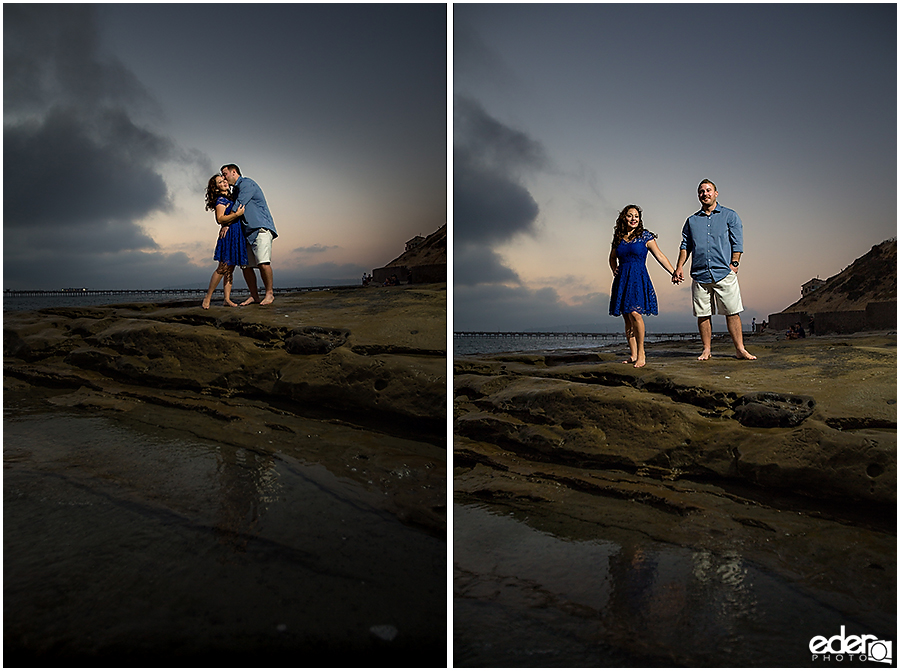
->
<box><xmin>454</xmin><ymin>332</ymin><xmax>896</xmax><ymax>665</ymax></box>
<box><xmin>455</xmin><ymin>333</ymin><xmax>896</xmax><ymax>505</ymax></box>
<box><xmin>5</xmin><ymin>284</ymin><xmax>447</xmax><ymax>533</ymax></box>
<box><xmin>6</xmin><ymin>285</ymin><xmax>446</xmax><ymax>443</ymax></box>
<box><xmin>5</xmin><ymin>284</ymin><xmax>447</xmax><ymax>665</ymax></box>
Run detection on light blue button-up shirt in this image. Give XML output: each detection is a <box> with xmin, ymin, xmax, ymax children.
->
<box><xmin>233</xmin><ymin>176</ymin><xmax>278</xmax><ymax>238</ymax></box>
<box><xmin>680</xmin><ymin>204</ymin><xmax>743</xmax><ymax>283</ymax></box>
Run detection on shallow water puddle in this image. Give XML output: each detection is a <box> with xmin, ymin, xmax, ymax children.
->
<box><xmin>4</xmin><ymin>407</ymin><xmax>445</xmax><ymax>664</ymax></box>
<box><xmin>454</xmin><ymin>501</ymin><xmax>891</xmax><ymax>667</ymax></box>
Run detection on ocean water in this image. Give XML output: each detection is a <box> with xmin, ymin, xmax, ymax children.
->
<box><xmin>453</xmin><ymin>332</ymin><xmax>709</xmax><ymax>357</ymax></box>
<box><xmin>3</xmin><ymin>292</ymin><xmax>202</xmax><ymax>313</ymax></box>
<box><xmin>3</xmin><ymin>284</ymin><xmax>360</xmax><ymax>313</ymax></box>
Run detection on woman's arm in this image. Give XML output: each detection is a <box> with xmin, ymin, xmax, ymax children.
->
<box><xmin>609</xmin><ymin>246</ymin><xmax>619</xmax><ymax>276</ymax></box>
<box><xmin>215</xmin><ymin>203</ymin><xmax>245</xmax><ymax>225</ymax></box>
<box><xmin>647</xmin><ymin>238</ymin><xmax>677</xmax><ymax>277</ymax></box>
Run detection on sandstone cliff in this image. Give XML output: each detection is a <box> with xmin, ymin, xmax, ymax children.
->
<box><xmin>373</xmin><ymin>225</ymin><xmax>446</xmax><ymax>284</ymax></box>
<box><xmin>780</xmin><ymin>238</ymin><xmax>896</xmax><ymax>314</ymax></box>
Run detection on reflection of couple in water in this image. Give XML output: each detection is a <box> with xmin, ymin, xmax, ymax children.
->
<box><xmin>202</xmin><ymin>164</ymin><xmax>278</xmax><ymax>309</ymax></box>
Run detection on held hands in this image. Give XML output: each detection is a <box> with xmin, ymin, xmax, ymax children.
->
<box><xmin>671</xmin><ymin>268</ymin><xmax>685</xmax><ymax>285</ymax></box>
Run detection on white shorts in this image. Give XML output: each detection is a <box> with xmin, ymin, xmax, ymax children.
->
<box><xmin>244</xmin><ymin>228</ymin><xmax>273</xmax><ymax>267</ymax></box>
<box><xmin>692</xmin><ymin>272</ymin><xmax>743</xmax><ymax>317</ymax></box>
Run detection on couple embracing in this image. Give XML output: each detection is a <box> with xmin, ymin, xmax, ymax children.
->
<box><xmin>202</xmin><ymin>164</ymin><xmax>278</xmax><ymax>308</ymax></box>
<box><xmin>608</xmin><ymin>179</ymin><xmax>756</xmax><ymax>367</ymax></box>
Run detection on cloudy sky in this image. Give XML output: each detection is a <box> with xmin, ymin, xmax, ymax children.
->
<box><xmin>4</xmin><ymin>3</ymin><xmax>446</xmax><ymax>290</ymax></box>
<box><xmin>453</xmin><ymin>3</ymin><xmax>897</xmax><ymax>333</ymax></box>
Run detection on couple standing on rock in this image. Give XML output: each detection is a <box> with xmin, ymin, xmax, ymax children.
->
<box><xmin>608</xmin><ymin>179</ymin><xmax>756</xmax><ymax>367</ymax></box>
<box><xmin>202</xmin><ymin>164</ymin><xmax>278</xmax><ymax>309</ymax></box>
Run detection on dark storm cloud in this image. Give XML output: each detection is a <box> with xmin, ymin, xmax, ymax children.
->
<box><xmin>453</xmin><ymin>246</ymin><xmax>521</xmax><ymax>287</ymax></box>
<box><xmin>453</xmin><ymin>96</ymin><xmax>547</xmax><ymax>245</ymax></box>
<box><xmin>3</xmin><ymin>4</ymin><xmax>210</xmax><ymax>287</ymax></box>
<box><xmin>5</xmin><ymin>107</ymin><xmax>170</xmax><ymax>235</ymax></box>
<box><xmin>4</xmin><ymin>5</ymin><xmax>156</xmax><ymax>118</ymax></box>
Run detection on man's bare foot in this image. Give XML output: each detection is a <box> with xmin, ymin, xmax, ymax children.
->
<box><xmin>735</xmin><ymin>349</ymin><xmax>757</xmax><ymax>360</ymax></box>
<box><xmin>223</xmin><ymin>299</ymin><xmax>238</xmax><ymax>307</ymax></box>
<box><xmin>240</xmin><ymin>296</ymin><xmax>258</xmax><ymax>306</ymax></box>
<box><xmin>260</xmin><ymin>294</ymin><xmax>275</xmax><ymax>306</ymax></box>
<box><xmin>697</xmin><ymin>350</ymin><xmax>712</xmax><ymax>361</ymax></box>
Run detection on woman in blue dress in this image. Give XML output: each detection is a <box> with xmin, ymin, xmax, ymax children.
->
<box><xmin>202</xmin><ymin>174</ymin><xmax>247</xmax><ymax>309</ymax></box>
<box><xmin>608</xmin><ymin>204</ymin><xmax>678</xmax><ymax>367</ymax></box>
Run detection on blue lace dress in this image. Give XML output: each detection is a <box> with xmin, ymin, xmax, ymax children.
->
<box><xmin>213</xmin><ymin>196</ymin><xmax>248</xmax><ymax>266</ymax></box>
<box><xmin>609</xmin><ymin>230</ymin><xmax>659</xmax><ymax>317</ymax></box>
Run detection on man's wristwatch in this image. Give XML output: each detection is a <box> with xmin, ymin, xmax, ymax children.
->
<box><xmin>730</xmin><ymin>261</ymin><xmax>740</xmax><ymax>268</ymax></box>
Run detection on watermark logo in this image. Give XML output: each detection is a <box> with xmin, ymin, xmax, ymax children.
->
<box><xmin>810</xmin><ymin>626</ymin><xmax>893</xmax><ymax>664</ymax></box>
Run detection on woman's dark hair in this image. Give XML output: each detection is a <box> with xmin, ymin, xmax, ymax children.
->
<box><xmin>611</xmin><ymin>204</ymin><xmax>645</xmax><ymax>248</ymax></box>
<box><xmin>205</xmin><ymin>175</ymin><xmax>231</xmax><ymax>211</ymax></box>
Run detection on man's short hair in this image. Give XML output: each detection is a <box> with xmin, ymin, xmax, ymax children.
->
<box><xmin>698</xmin><ymin>178</ymin><xmax>717</xmax><ymax>192</ymax></box>
<box><xmin>221</xmin><ymin>164</ymin><xmax>242</xmax><ymax>176</ymax></box>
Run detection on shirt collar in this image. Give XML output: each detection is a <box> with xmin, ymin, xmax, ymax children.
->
<box><xmin>695</xmin><ymin>203</ymin><xmax>721</xmax><ymax>217</ymax></box>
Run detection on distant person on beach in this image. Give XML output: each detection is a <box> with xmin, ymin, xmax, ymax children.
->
<box><xmin>673</xmin><ymin>179</ymin><xmax>756</xmax><ymax>361</ymax></box>
<box><xmin>220</xmin><ymin>164</ymin><xmax>278</xmax><ymax>306</ymax></box>
<box><xmin>788</xmin><ymin>322</ymin><xmax>806</xmax><ymax>339</ymax></box>
<box><xmin>608</xmin><ymin>204</ymin><xmax>679</xmax><ymax>368</ymax></box>
<box><xmin>201</xmin><ymin>174</ymin><xmax>246</xmax><ymax>309</ymax></box>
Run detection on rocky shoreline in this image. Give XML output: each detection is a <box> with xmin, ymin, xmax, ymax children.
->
<box><xmin>4</xmin><ymin>284</ymin><xmax>447</xmax><ymax>533</ymax></box>
<box><xmin>454</xmin><ymin>332</ymin><xmax>896</xmax><ymax>662</ymax></box>
<box><xmin>455</xmin><ymin>331</ymin><xmax>896</xmax><ymax>507</ymax></box>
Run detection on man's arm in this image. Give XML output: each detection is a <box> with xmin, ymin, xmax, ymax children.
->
<box><xmin>234</xmin><ymin>177</ymin><xmax>262</xmax><ymax>206</ymax></box>
<box><xmin>728</xmin><ymin>211</ymin><xmax>744</xmax><ymax>271</ymax></box>
<box><xmin>673</xmin><ymin>220</ymin><xmax>692</xmax><ymax>284</ymax></box>
<box><xmin>673</xmin><ymin>249</ymin><xmax>688</xmax><ymax>284</ymax></box>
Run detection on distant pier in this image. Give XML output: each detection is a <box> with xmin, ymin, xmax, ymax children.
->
<box><xmin>4</xmin><ymin>286</ymin><xmax>351</xmax><ymax>298</ymax></box>
<box><xmin>454</xmin><ymin>331</ymin><xmax>703</xmax><ymax>342</ymax></box>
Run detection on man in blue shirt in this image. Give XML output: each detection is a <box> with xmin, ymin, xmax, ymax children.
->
<box><xmin>673</xmin><ymin>180</ymin><xmax>756</xmax><ymax>361</ymax></box>
<box><xmin>221</xmin><ymin>164</ymin><xmax>278</xmax><ymax>306</ymax></box>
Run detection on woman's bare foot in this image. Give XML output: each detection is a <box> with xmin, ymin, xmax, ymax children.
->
<box><xmin>633</xmin><ymin>356</ymin><xmax>646</xmax><ymax>368</ymax></box>
<box><xmin>223</xmin><ymin>299</ymin><xmax>238</xmax><ymax>307</ymax></box>
<box><xmin>201</xmin><ymin>298</ymin><xmax>211</xmax><ymax>309</ymax></box>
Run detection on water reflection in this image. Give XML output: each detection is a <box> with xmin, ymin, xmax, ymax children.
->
<box><xmin>212</xmin><ymin>445</ymin><xmax>279</xmax><ymax>554</ymax></box>
<box><xmin>454</xmin><ymin>501</ymin><xmax>886</xmax><ymax>667</ymax></box>
<box><xmin>5</xmin><ymin>406</ymin><xmax>447</xmax><ymax>664</ymax></box>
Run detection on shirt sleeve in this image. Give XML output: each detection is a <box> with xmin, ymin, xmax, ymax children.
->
<box><xmin>234</xmin><ymin>178</ymin><xmax>261</xmax><ymax>206</ymax></box>
<box><xmin>728</xmin><ymin>211</ymin><xmax>744</xmax><ymax>253</ymax></box>
<box><xmin>680</xmin><ymin>219</ymin><xmax>692</xmax><ymax>252</ymax></box>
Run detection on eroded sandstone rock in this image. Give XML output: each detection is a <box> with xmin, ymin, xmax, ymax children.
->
<box><xmin>455</xmin><ymin>334</ymin><xmax>896</xmax><ymax>506</ymax></box>
<box><xmin>4</xmin><ymin>285</ymin><xmax>447</xmax><ymax>532</ymax></box>
<box><xmin>732</xmin><ymin>391</ymin><xmax>816</xmax><ymax>427</ymax></box>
